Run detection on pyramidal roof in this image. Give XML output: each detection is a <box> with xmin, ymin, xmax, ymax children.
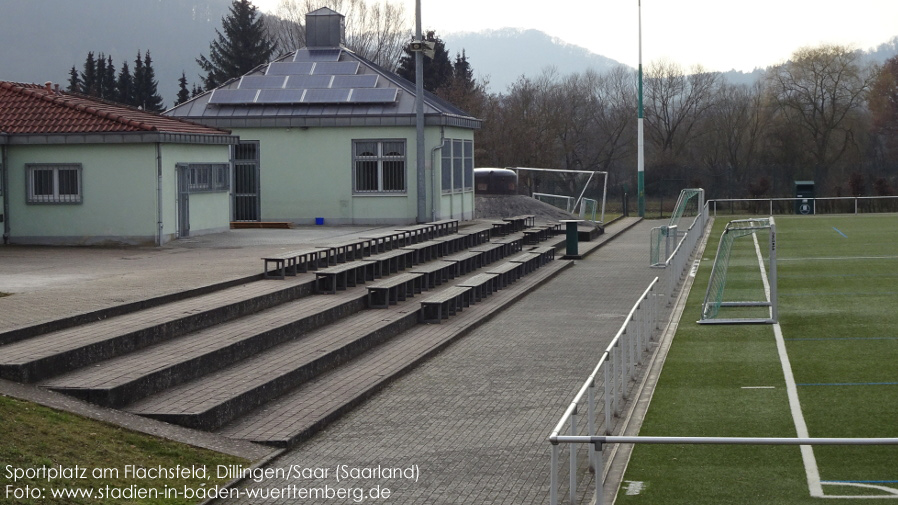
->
<box><xmin>166</xmin><ymin>48</ymin><xmax>481</xmax><ymax>130</ymax></box>
<box><xmin>0</xmin><ymin>81</ymin><xmax>231</xmax><ymax>136</ymax></box>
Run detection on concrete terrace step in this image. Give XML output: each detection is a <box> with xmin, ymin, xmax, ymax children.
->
<box><xmin>216</xmin><ymin>259</ymin><xmax>572</xmax><ymax>447</ymax></box>
<box><xmin>0</xmin><ymin>275</ymin><xmax>316</xmax><ymax>383</ymax></box>
<box><xmin>40</xmin><ymin>287</ymin><xmax>367</xmax><ymax>408</ymax></box>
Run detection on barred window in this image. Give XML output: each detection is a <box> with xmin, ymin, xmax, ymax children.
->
<box><xmin>440</xmin><ymin>139</ymin><xmax>475</xmax><ymax>193</ymax></box>
<box><xmin>26</xmin><ymin>164</ymin><xmax>82</xmax><ymax>204</ymax></box>
<box><xmin>178</xmin><ymin>163</ymin><xmax>230</xmax><ymax>192</ymax></box>
<box><xmin>353</xmin><ymin>140</ymin><xmax>406</xmax><ymax>193</ymax></box>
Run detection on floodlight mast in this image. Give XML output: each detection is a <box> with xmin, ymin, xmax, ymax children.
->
<box><xmin>637</xmin><ymin>0</ymin><xmax>646</xmax><ymax>217</ymax></box>
<box><xmin>414</xmin><ymin>0</ymin><xmax>426</xmax><ymax>223</ymax></box>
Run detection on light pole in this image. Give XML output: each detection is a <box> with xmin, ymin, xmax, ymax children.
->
<box><xmin>414</xmin><ymin>0</ymin><xmax>426</xmax><ymax>223</ymax></box>
<box><xmin>637</xmin><ymin>0</ymin><xmax>645</xmax><ymax>217</ymax></box>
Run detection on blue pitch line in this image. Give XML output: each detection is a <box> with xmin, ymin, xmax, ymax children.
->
<box><xmin>797</xmin><ymin>382</ymin><xmax>898</xmax><ymax>387</ymax></box>
<box><xmin>833</xmin><ymin>227</ymin><xmax>848</xmax><ymax>238</ymax></box>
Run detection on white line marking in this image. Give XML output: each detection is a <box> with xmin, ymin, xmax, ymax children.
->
<box><xmin>741</xmin><ymin>386</ymin><xmax>776</xmax><ymax>389</ymax></box>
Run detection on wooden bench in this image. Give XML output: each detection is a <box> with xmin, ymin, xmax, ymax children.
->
<box><xmin>469</xmin><ymin>242</ymin><xmax>506</xmax><ymax>266</ymax></box>
<box><xmin>493</xmin><ymin>236</ymin><xmax>524</xmax><ymax>256</ymax></box>
<box><xmin>428</xmin><ymin>219</ymin><xmax>460</xmax><ymax>237</ymax></box>
<box><xmin>401</xmin><ymin>239</ymin><xmax>446</xmax><ymax>265</ymax></box>
<box><xmin>507</xmin><ymin>252</ymin><xmax>542</xmax><ymax>275</ymax></box>
<box><xmin>440</xmin><ymin>251</ymin><xmax>483</xmax><ymax>277</ymax></box>
<box><xmin>523</xmin><ymin>225</ymin><xmax>552</xmax><ymax>245</ymax></box>
<box><xmin>502</xmin><ymin>214</ymin><xmax>535</xmax><ymax>233</ymax></box>
<box><xmin>529</xmin><ymin>245</ymin><xmax>557</xmax><ymax>264</ymax></box>
<box><xmin>359</xmin><ymin>231</ymin><xmax>406</xmax><ymax>253</ymax></box>
<box><xmin>366</xmin><ymin>273</ymin><xmax>424</xmax><ymax>309</ymax></box>
<box><xmin>457</xmin><ymin>227</ymin><xmax>492</xmax><ymax>248</ymax></box>
<box><xmin>315</xmin><ymin>261</ymin><xmax>376</xmax><ymax>294</ymax></box>
<box><xmin>431</xmin><ymin>234</ymin><xmax>467</xmax><ymax>255</ymax></box>
<box><xmin>410</xmin><ymin>261</ymin><xmax>457</xmax><ymax>289</ymax></box>
<box><xmin>321</xmin><ymin>238</ymin><xmax>372</xmax><ymax>264</ymax></box>
<box><xmin>362</xmin><ymin>248</ymin><xmax>415</xmax><ymax>278</ymax></box>
<box><xmin>262</xmin><ymin>247</ymin><xmax>330</xmax><ymax>279</ymax></box>
<box><xmin>419</xmin><ymin>286</ymin><xmax>473</xmax><ymax>324</ymax></box>
<box><xmin>396</xmin><ymin>224</ymin><xmax>437</xmax><ymax>244</ymax></box>
<box><xmin>483</xmin><ymin>219</ymin><xmax>513</xmax><ymax>237</ymax></box>
<box><xmin>456</xmin><ymin>273</ymin><xmax>500</xmax><ymax>302</ymax></box>
<box><xmin>486</xmin><ymin>261</ymin><xmax>524</xmax><ymax>289</ymax></box>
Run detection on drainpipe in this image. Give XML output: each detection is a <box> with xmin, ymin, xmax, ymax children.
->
<box><xmin>430</xmin><ymin>128</ymin><xmax>444</xmax><ymax>221</ymax></box>
<box><xmin>2</xmin><ymin>145</ymin><xmax>9</xmax><ymax>244</ymax></box>
<box><xmin>156</xmin><ymin>143</ymin><xmax>163</xmax><ymax>246</ymax></box>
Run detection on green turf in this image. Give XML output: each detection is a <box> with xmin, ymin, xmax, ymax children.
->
<box><xmin>616</xmin><ymin>213</ymin><xmax>898</xmax><ymax>504</ymax></box>
<box><xmin>0</xmin><ymin>395</ymin><xmax>247</xmax><ymax>504</ymax></box>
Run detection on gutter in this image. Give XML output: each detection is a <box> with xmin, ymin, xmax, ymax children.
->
<box><xmin>156</xmin><ymin>143</ymin><xmax>163</xmax><ymax>246</ymax></box>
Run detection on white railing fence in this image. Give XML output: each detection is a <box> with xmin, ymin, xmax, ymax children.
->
<box><xmin>548</xmin><ymin>202</ymin><xmax>710</xmax><ymax>505</ymax></box>
<box><xmin>709</xmin><ymin>195</ymin><xmax>898</xmax><ymax>216</ymax></box>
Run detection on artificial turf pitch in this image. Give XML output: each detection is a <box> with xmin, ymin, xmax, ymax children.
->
<box><xmin>616</xmin><ymin>213</ymin><xmax>898</xmax><ymax>504</ymax></box>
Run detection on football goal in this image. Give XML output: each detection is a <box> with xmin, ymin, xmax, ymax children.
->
<box><xmin>698</xmin><ymin>217</ymin><xmax>777</xmax><ymax>324</ymax></box>
<box><xmin>511</xmin><ymin>167</ymin><xmax>607</xmax><ymax>223</ymax></box>
<box><xmin>650</xmin><ymin>188</ymin><xmax>704</xmax><ymax>267</ymax></box>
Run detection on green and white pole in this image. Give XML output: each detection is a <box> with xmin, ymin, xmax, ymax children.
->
<box><xmin>637</xmin><ymin>0</ymin><xmax>645</xmax><ymax>217</ymax></box>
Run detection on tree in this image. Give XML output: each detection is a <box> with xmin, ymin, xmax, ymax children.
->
<box><xmin>116</xmin><ymin>62</ymin><xmax>134</xmax><ymax>106</ymax></box>
<box><xmin>396</xmin><ymin>30</ymin><xmax>452</xmax><ymax>92</ymax></box>
<box><xmin>99</xmin><ymin>54</ymin><xmax>117</xmax><ymax>100</ymax></box>
<box><xmin>198</xmin><ymin>0</ymin><xmax>277</xmax><ymax>89</ymax></box>
<box><xmin>67</xmin><ymin>65</ymin><xmax>80</xmax><ymax>93</ymax></box>
<box><xmin>434</xmin><ymin>50</ymin><xmax>488</xmax><ymax>116</ymax></box>
<box><xmin>80</xmin><ymin>51</ymin><xmax>98</xmax><ymax>96</ymax></box>
<box><xmin>266</xmin><ymin>0</ymin><xmax>408</xmax><ymax>71</ymax></box>
<box><xmin>175</xmin><ymin>72</ymin><xmax>191</xmax><ymax>106</ymax></box>
<box><xmin>133</xmin><ymin>50</ymin><xmax>164</xmax><ymax>112</ymax></box>
<box><xmin>766</xmin><ymin>45</ymin><xmax>872</xmax><ymax>183</ymax></box>
<box><xmin>868</xmin><ymin>55</ymin><xmax>898</xmax><ymax>166</ymax></box>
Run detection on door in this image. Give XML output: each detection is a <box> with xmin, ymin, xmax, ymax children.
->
<box><xmin>233</xmin><ymin>141</ymin><xmax>260</xmax><ymax>221</ymax></box>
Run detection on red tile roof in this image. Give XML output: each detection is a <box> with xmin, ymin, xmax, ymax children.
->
<box><xmin>0</xmin><ymin>81</ymin><xmax>230</xmax><ymax>136</ymax></box>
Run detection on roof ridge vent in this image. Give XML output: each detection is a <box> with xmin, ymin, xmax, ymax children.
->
<box><xmin>306</xmin><ymin>7</ymin><xmax>344</xmax><ymax>49</ymax></box>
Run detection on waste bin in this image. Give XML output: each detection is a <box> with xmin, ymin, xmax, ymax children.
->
<box><xmin>794</xmin><ymin>181</ymin><xmax>815</xmax><ymax>215</ymax></box>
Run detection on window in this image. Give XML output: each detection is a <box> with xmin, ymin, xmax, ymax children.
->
<box><xmin>178</xmin><ymin>163</ymin><xmax>230</xmax><ymax>193</ymax></box>
<box><xmin>353</xmin><ymin>140</ymin><xmax>406</xmax><ymax>193</ymax></box>
<box><xmin>440</xmin><ymin>139</ymin><xmax>474</xmax><ymax>193</ymax></box>
<box><xmin>26</xmin><ymin>164</ymin><xmax>82</xmax><ymax>203</ymax></box>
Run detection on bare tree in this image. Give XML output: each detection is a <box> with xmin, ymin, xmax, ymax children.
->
<box><xmin>766</xmin><ymin>44</ymin><xmax>872</xmax><ymax>183</ymax></box>
<box><xmin>265</xmin><ymin>0</ymin><xmax>409</xmax><ymax>71</ymax></box>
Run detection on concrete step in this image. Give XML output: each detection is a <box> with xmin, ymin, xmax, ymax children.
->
<box><xmin>40</xmin><ymin>288</ymin><xmax>367</xmax><ymax>408</ymax></box>
<box><xmin>216</xmin><ymin>259</ymin><xmax>571</xmax><ymax>447</ymax></box>
<box><xmin>0</xmin><ymin>276</ymin><xmax>316</xmax><ymax>383</ymax></box>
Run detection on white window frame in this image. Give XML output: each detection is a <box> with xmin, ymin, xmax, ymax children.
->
<box><xmin>440</xmin><ymin>139</ymin><xmax>474</xmax><ymax>193</ymax></box>
<box><xmin>177</xmin><ymin>163</ymin><xmax>230</xmax><ymax>193</ymax></box>
<box><xmin>352</xmin><ymin>139</ymin><xmax>407</xmax><ymax>194</ymax></box>
<box><xmin>26</xmin><ymin>163</ymin><xmax>82</xmax><ymax>204</ymax></box>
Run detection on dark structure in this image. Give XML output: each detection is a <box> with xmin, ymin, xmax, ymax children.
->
<box><xmin>474</xmin><ymin>168</ymin><xmax>517</xmax><ymax>195</ymax></box>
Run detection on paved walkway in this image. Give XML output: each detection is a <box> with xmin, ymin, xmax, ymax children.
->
<box><xmin>225</xmin><ymin>218</ymin><xmax>662</xmax><ymax>504</ymax></box>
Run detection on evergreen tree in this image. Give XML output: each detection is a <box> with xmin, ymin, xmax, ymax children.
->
<box><xmin>80</xmin><ymin>51</ymin><xmax>98</xmax><ymax>96</ymax></box>
<box><xmin>116</xmin><ymin>62</ymin><xmax>134</xmax><ymax>106</ymax></box>
<box><xmin>101</xmin><ymin>55</ymin><xmax>117</xmax><ymax>101</ymax></box>
<box><xmin>175</xmin><ymin>72</ymin><xmax>191</xmax><ymax>106</ymax></box>
<box><xmin>396</xmin><ymin>31</ymin><xmax>453</xmax><ymax>92</ymax></box>
<box><xmin>197</xmin><ymin>0</ymin><xmax>276</xmax><ymax>90</ymax></box>
<box><xmin>132</xmin><ymin>51</ymin><xmax>146</xmax><ymax>107</ymax></box>
<box><xmin>139</xmin><ymin>51</ymin><xmax>165</xmax><ymax>112</ymax></box>
<box><xmin>191</xmin><ymin>83</ymin><xmax>203</xmax><ymax>98</ymax></box>
<box><xmin>67</xmin><ymin>65</ymin><xmax>80</xmax><ymax>93</ymax></box>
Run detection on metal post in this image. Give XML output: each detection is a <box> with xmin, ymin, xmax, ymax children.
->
<box><xmin>637</xmin><ymin>0</ymin><xmax>645</xmax><ymax>217</ymax></box>
<box><xmin>414</xmin><ymin>0</ymin><xmax>426</xmax><ymax>223</ymax></box>
<box><xmin>561</xmin><ymin>220</ymin><xmax>583</xmax><ymax>259</ymax></box>
<box><xmin>550</xmin><ymin>444</ymin><xmax>559</xmax><ymax>505</ymax></box>
<box><xmin>594</xmin><ymin>442</ymin><xmax>605</xmax><ymax>505</ymax></box>
<box><xmin>570</xmin><ymin>414</ymin><xmax>578</xmax><ymax>504</ymax></box>
<box><xmin>604</xmin><ymin>364</ymin><xmax>612</xmax><ymax>435</ymax></box>
<box><xmin>587</xmin><ymin>383</ymin><xmax>596</xmax><ymax>470</ymax></box>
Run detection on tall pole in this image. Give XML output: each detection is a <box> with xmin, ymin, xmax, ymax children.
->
<box><xmin>637</xmin><ymin>0</ymin><xmax>646</xmax><ymax>217</ymax></box>
<box><xmin>414</xmin><ymin>0</ymin><xmax>427</xmax><ymax>223</ymax></box>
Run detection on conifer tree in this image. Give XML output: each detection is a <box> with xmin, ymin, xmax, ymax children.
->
<box><xmin>396</xmin><ymin>31</ymin><xmax>453</xmax><ymax>92</ymax></box>
<box><xmin>139</xmin><ymin>51</ymin><xmax>165</xmax><ymax>111</ymax></box>
<box><xmin>175</xmin><ymin>72</ymin><xmax>191</xmax><ymax>106</ymax></box>
<box><xmin>101</xmin><ymin>55</ymin><xmax>117</xmax><ymax>100</ymax></box>
<box><xmin>67</xmin><ymin>65</ymin><xmax>80</xmax><ymax>93</ymax></box>
<box><xmin>116</xmin><ymin>62</ymin><xmax>134</xmax><ymax>106</ymax></box>
<box><xmin>80</xmin><ymin>51</ymin><xmax>98</xmax><ymax>96</ymax></box>
<box><xmin>197</xmin><ymin>0</ymin><xmax>276</xmax><ymax>90</ymax></box>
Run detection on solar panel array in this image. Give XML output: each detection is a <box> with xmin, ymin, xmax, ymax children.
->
<box><xmin>208</xmin><ymin>49</ymin><xmax>398</xmax><ymax>105</ymax></box>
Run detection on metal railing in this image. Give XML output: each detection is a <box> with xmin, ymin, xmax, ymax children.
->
<box><xmin>548</xmin><ymin>202</ymin><xmax>709</xmax><ymax>505</ymax></box>
<box><xmin>708</xmin><ymin>195</ymin><xmax>898</xmax><ymax>216</ymax></box>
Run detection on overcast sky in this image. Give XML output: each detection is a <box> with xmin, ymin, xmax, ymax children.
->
<box><xmin>254</xmin><ymin>0</ymin><xmax>898</xmax><ymax>72</ymax></box>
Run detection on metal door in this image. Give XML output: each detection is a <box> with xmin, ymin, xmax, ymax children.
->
<box><xmin>233</xmin><ymin>141</ymin><xmax>260</xmax><ymax>221</ymax></box>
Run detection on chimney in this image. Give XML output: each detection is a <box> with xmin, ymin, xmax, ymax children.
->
<box><xmin>305</xmin><ymin>7</ymin><xmax>344</xmax><ymax>48</ymax></box>
<box><xmin>44</xmin><ymin>81</ymin><xmax>53</xmax><ymax>92</ymax></box>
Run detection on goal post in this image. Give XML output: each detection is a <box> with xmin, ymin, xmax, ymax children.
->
<box><xmin>510</xmin><ymin>167</ymin><xmax>608</xmax><ymax>223</ymax></box>
<box><xmin>698</xmin><ymin>217</ymin><xmax>777</xmax><ymax>324</ymax></box>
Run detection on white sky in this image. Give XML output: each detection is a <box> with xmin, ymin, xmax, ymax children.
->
<box><xmin>253</xmin><ymin>0</ymin><xmax>898</xmax><ymax>72</ymax></box>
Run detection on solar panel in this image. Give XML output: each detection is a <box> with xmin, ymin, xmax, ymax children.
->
<box><xmin>238</xmin><ymin>75</ymin><xmax>288</xmax><ymax>89</ymax></box>
<box><xmin>266</xmin><ymin>61</ymin><xmax>314</xmax><ymax>76</ymax></box>
<box><xmin>348</xmin><ymin>88</ymin><xmax>398</xmax><ymax>103</ymax></box>
<box><xmin>256</xmin><ymin>89</ymin><xmax>306</xmax><ymax>103</ymax></box>
<box><xmin>208</xmin><ymin>89</ymin><xmax>259</xmax><ymax>104</ymax></box>
<box><xmin>331</xmin><ymin>74</ymin><xmax>379</xmax><ymax>89</ymax></box>
<box><xmin>294</xmin><ymin>49</ymin><xmax>341</xmax><ymax>62</ymax></box>
<box><xmin>302</xmin><ymin>88</ymin><xmax>351</xmax><ymax>103</ymax></box>
<box><xmin>311</xmin><ymin>62</ymin><xmax>360</xmax><ymax>75</ymax></box>
<box><xmin>285</xmin><ymin>75</ymin><xmax>333</xmax><ymax>89</ymax></box>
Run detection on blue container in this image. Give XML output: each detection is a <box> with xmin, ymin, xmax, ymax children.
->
<box><xmin>315</xmin><ymin>217</ymin><xmax>325</xmax><ymax>225</ymax></box>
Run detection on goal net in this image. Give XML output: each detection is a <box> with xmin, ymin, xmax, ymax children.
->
<box><xmin>698</xmin><ymin>217</ymin><xmax>777</xmax><ymax>324</ymax></box>
<box><xmin>511</xmin><ymin>167</ymin><xmax>607</xmax><ymax>223</ymax></box>
<box><xmin>650</xmin><ymin>188</ymin><xmax>704</xmax><ymax>266</ymax></box>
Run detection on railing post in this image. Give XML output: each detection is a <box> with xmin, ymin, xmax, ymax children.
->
<box><xmin>594</xmin><ymin>442</ymin><xmax>605</xmax><ymax>505</ymax></box>
<box><xmin>588</xmin><ymin>382</ymin><xmax>596</xmax><ymax>470</ymax></box>
<box><xmin>604</xmin><ymin>364</ymin><xmax>612</xmax><ymax>435</ymax></box>
<box><xmin>569</xmin><ymin>414</ymin><xmax>578</xmax><ymax>505</ymax></box>
<box><xmin>550</xmin><ymin>444</ymin><xmax>559</xmax><ymax>505</ymax></box>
